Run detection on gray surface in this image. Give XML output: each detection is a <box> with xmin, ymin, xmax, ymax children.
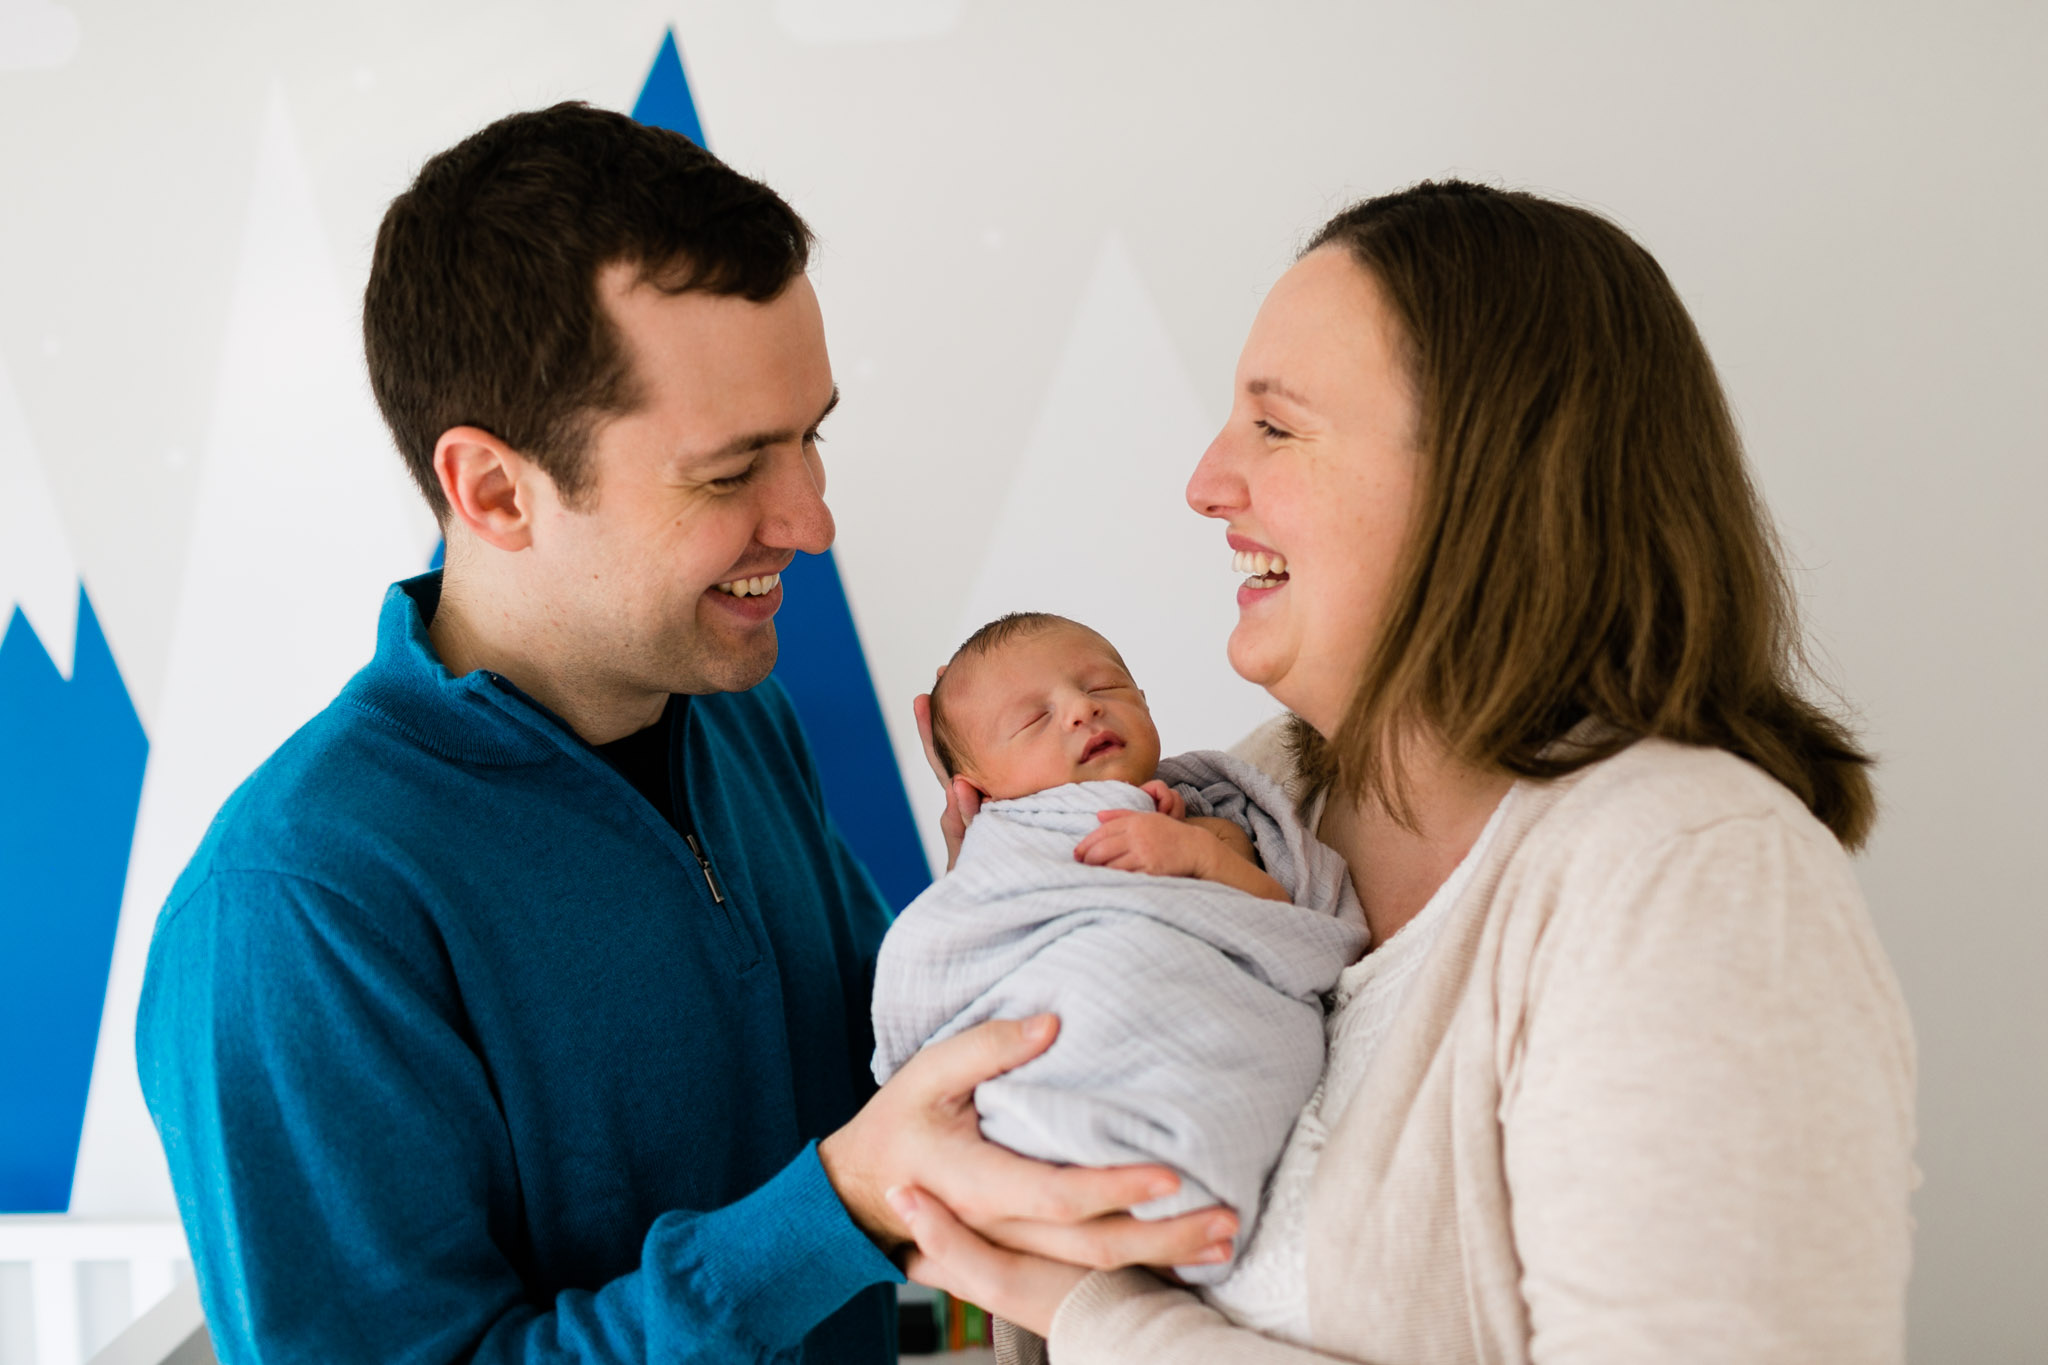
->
<box><xmin>86</xmin><ymin>1282</ymin><xmax>213</xmax><ymax>1365</ymax></box>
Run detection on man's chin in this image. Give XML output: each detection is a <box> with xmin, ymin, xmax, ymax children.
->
<box><xmin>674</xmin><ymin>622</ymin><xmax>778</xmax><ymax>695</ymax></box>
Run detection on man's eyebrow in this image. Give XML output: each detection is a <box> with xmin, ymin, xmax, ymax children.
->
<box><xmin>1245</xmin><ymin>377</ymin><xmax>1315</xmax><ymax>408</ymax></box>
<box><xmin>694</xmin><ymin>386</ymin><xmax>841</xmax><ymax>462</ymax></box>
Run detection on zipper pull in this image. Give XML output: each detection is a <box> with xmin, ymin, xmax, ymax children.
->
<box><xmin>683</xmin><ymin>833</ymin><xmax>727</xmax><ymax>905</ymax></box>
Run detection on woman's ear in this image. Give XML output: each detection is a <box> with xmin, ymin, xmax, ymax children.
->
<box><xmin>434</xmin><ymin>426</ymin><xmax>537</xmax><ymax>553</ymax></box>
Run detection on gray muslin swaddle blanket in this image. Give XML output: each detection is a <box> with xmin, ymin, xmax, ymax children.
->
<box><xmin>871</xmin><ymin>749</ymin><xmax>1366</xmax><ymax>1282</ymax></box>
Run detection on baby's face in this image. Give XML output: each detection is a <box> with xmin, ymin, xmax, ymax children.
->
<box><xmin>943</xmin><ymin>625</ymin><xmax>1163</xmax><ymax>801</ymax></box>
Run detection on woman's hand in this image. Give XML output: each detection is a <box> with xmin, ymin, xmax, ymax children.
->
<box><xmin>819</xmin><ymin>1014</ymin><xmax>1238</xmax><ymax>1268</ymax></box>
<box><xmin>889</xmin><ymin>1184</ymin><xmax>1093</xmax><ymax>1338</ymax></box>
<box><xmin>913</xmin><ymin>676</ymin><xmax>981</xmax><ymax>871</ymax></box>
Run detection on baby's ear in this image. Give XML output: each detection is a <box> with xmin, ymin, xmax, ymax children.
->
<box><xmin>949</xmin><ymin>775</ymin><xmax>988</xmax><ymax>827</ymax></box>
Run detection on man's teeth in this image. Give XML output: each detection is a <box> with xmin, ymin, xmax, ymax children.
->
<box><xmin>714</xmin><ymin>573</ymin><xmax>782</xmax><ymax>598</ymax></box>
<box><xmin>1231</xmin><ymin>549</ymin><xmax>1289</xmax><ymax>580</ymax></box>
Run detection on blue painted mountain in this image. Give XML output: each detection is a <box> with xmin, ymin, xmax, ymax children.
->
<box><xmin>633</xmin><ymin>30</ymin><xmax>931</xmax><ymax>909</ymax></box>
<box><xmin>0</xmin><ymin>588</ymin><xmax>148</xmax><ymax>1211</ymax></box>
<box><xmin>632</xmin><ymin>29</ymin><xmax>706</xmax><ymax>148</ymax></box>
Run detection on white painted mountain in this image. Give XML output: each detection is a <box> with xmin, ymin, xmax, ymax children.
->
<box><xmin>773</xmin><ymin>0</ymin><xmax>962</xmax><ymax>43</ymax></box>
<box><xmin>0</xmin><ymin>357</ymin><xmax>80</xmax><ymax>677</ymax></box>
<box><xmin>955</xmin><ymin>235</ymin><xmax>1282</xmax><ymax>799</ymax></box>
<box><xmin>69</xmin><ymin>87</ymin><xmax>437</xmax><ymax>1216</ymax></box>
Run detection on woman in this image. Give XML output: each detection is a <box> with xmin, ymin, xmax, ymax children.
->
<box><xmin>891</xmin><ymin>181</ymin><xmax>1916</xmax><ymax>1362</ymax></box>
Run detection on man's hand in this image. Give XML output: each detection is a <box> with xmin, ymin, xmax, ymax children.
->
<box><xmin>913</xmin><ymin>678</ymin><xmax>981</xmax><ymax>871</ymax></box>
<box><xmin>818</xmin><ymin>1015</ymin><xmax>1237</xmax><ymax>1268</ymax></box>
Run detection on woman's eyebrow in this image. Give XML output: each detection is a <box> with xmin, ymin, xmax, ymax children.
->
<box><xmin>1246</xmin><ymin>377</ymin><xmax>1314</xmax><ymax>408</ymax></box>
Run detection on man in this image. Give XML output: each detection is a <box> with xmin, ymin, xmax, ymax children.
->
<box><xmin>136</xmin><ymin>104</ymin><xmax>1229</xmax><ymax>1363</ymax></box>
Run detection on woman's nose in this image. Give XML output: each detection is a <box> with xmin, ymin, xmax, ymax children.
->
<box><xmin>1187</xmin><ymin>430</ymin><xmax>1246</xmax><ymax>519</ymax></box>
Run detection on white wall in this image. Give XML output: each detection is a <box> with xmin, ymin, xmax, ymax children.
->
<box><xmin>2</xmin><ymin>1</ymin><xmax>2042</xmax><ymax>1358</ymax></box>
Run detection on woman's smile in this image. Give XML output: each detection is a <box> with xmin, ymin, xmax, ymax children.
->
<box><xmin>1228</xmin><ymin>533</ymin><xmax>1291</xmax><ymax>607</ymax></box>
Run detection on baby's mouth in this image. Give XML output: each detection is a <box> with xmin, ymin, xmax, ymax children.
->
<box><xmin>1080</xmin><ymin>732</ymin><xmax>1125</xmax><ymax>764</ymax></box>
<box><xmin>1232</xmin><ymin>548</ymin><xmax>1289</xmax><ymax>589</ymax></box>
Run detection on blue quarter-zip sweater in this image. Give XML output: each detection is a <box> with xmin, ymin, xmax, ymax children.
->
<box><xmin>137</xmin><ymin>573</ymin><xmax>903</xmax><ymax>1364</ymax></box>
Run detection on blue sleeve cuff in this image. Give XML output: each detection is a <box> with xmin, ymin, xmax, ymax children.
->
<box><xmin>648</xmin><ymin>1140</ymin><xmax>902</xmax><ymax>1353</ymax></box>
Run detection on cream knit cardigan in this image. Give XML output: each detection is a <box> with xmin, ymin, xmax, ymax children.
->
<box><xmin>1002</xmin><ymin>733</ymin><xmax>1916</xmax><ymax>1364</ymax></box>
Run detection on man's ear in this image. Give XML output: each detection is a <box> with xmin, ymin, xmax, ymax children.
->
<box><xmin>434</xmin><ymin>426</ymin><xmax>537</xmax><ymax>552</ymax></box>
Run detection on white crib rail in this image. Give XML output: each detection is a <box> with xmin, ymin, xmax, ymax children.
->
<box><xmin>0</xmin><ymin>1219</ymin><xmax>198</xmax><ymax>1365</ymax></box>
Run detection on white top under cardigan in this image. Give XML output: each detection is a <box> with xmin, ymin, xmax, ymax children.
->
<box><xmin>1202</xmin><ymin>782</ymin><xmax>1516</xmax><ymax>1341</ymax></box>
<box><xmin>999</xmin><ymin>720</ymin><xmax>1917</xmax><ymax>1365</ymax></box>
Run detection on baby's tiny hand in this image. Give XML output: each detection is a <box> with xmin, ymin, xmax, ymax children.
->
<box><xmin>1139</xmin><ymin>780</ymin><xmax>1187</xmax><ymax>820</ymax></box>
<box><xmin>1074</xmin><ymin>810</ymin><xmax>1215</xmax><ymax>879</ymax></box>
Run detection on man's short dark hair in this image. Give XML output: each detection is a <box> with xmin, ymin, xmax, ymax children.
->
<box><xmin>363</xmin><ymin>102</ymin><xmax>814</xmax><ymax>519</ymax></box>
<box><xmin>928</xmin><ymin>612</ymin><xmax>1104</xmax><ymax>778</ymax></box>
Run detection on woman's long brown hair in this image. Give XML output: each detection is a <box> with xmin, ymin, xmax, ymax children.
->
<box><xmin>1292</xmin><ymin>181</ymin><xmax>1876</xmax><ymax>848</ymax></box>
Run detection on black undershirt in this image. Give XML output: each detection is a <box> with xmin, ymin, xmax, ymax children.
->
<box><xmin>592</xmin><ymin>695</ymin><xmax>685</xmax><ymax>833</ymax></box>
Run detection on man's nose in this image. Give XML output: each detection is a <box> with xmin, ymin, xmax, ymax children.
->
<box><xmin>760</xmin><ymin>446</ymin><xmax>835</xmax><ymax>555</ymax></box>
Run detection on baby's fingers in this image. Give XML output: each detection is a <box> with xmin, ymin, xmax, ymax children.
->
<box><xmin>1138</xmin><ymin>781</ymin><xmax>1187</xmax><ymax>820</ymax></box>
<box><xmin>1074</xmin><ymin>827</ymin><xmax>1129</xmax><ymax>865</ymax></box>
<box><xmin>1095</xmin><ymin>809</ymin><xmax>1139</xmax><ymax>825</ymax></box>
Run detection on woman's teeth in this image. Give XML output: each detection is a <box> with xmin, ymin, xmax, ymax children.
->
<box><xmin>714</xmin><ymin>573</ymin><xmax>781</xmax><ymax>598</ymax></box>
<box><xmin>1231</xmin><ymin>549</ymin><xmax>1289</xmax><ymax>587</ymax></box>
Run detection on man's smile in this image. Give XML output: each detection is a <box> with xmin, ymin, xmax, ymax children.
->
<box><xmin>708</xmin><ymin>555</ymin><xmax>797</xmax><ymax>618</ymax></box>
<box><xmin>712</xmin><ymin>572</ymin><xmax>782</xmax><ymax>598</ymax></box>
<box><xmin>705</xmin><ymin>566</ymin><xmax>789</xmax><ymax>622</ymax></box>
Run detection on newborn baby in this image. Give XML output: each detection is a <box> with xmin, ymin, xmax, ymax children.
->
<box><xmin>871</xmin><ymin>612</ymin><xmax>1365</xmax><ymax>1282</ymax></box>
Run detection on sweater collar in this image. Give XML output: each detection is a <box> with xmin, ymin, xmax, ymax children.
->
<box><xmin>339</xmin><ymin>571</ymin><xmax>575</xmax><ymax>768</ymax></box>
